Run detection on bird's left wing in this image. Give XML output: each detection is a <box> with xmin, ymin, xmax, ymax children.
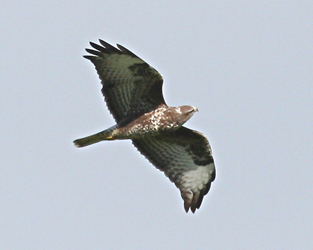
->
<box><xmin>132</xmin><ymin>127</ymin><xmax>216</xmax><ymax>213</ymax></box>
<box><xmin>83</xmin><ymin>40</ymin><xmax>165</xmax><ymax>123</ymax></box>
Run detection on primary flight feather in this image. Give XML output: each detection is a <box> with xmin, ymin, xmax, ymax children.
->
<box><xmin>74</xmin><ymin>39</ymin><xmax>216</xmax><ymax>213</ymax></box>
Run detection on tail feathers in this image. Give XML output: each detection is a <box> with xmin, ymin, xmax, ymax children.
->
<box><xmin>74</xmin><ymin>135</ymin><xmax>101</xmax><ymax>148</ymax></box>
<box><xmin>73</xmin><ymin>130</ymin><xmax>114</xmax><ymax>148</ymax></box>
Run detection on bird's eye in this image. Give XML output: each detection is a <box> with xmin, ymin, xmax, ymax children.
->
<box><xmin>186</xmin><ymin>109</ymin><xmax>193</xmax><ymax>115</ymax></box>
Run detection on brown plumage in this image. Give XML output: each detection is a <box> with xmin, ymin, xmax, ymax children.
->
<box><xmin>74</xmin><ymin>40</ymin><xmax>216</xmax><ymax>213</ymax></box>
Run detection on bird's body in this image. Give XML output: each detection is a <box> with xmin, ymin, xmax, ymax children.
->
<box><xmin>75</xmin><ymin>105</ymin><xmax>197</xmax><ymax>144</ymax></box>
<box><xmin>74</xmin><ymin>40</ymin><xmax>216</xmax><ymax>213</ymax></box>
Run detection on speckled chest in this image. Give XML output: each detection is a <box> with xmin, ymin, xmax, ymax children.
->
<box><xmin>121</xmin><ymin>107</ymin><xmax>180</xmax><ymax>138</ymax></box>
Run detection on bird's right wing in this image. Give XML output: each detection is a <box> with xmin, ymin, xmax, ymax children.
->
<box><xmin>132</xmin><ymin>127</ymin><xmax>216</xmax><ymax>213</ymax></box>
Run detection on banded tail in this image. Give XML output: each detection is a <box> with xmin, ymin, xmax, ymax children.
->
<box><xmin>74</xmin><ymin>127</ymin><xmax>116</xmax><ymax>148</ymax></box>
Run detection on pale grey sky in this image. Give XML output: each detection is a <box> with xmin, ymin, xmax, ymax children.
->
<box><xmin>1</xmin><ymin>1</ymin><xmax>312</xmax><ymax>249</ymax></box>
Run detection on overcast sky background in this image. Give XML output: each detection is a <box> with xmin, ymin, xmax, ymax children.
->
<box><xmin>1</xmin><ymin>1</ymin><xmax>312</xmax><ymax>249</ymax></box>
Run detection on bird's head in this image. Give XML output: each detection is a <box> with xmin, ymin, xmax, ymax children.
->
<box><xmin>174</xmin><ymin>105</ymin><xmax>198</xmax><ymax>126</ymax></box>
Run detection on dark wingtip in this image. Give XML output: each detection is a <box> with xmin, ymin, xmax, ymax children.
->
<box><xmin>84</xmin><ymin>39</ymin><xmax>139</xmax><ymax>57</ymax></box>
<box><xmin>184</xmin><ymin>204</ymin><xmax>189</xmax><ymax>213</ymax></box>
<box><xmin>99</xmin><ymin>39</ymin><xmax>113</xmax><ymax>48</ymax></box>
<box><xmin>99</xmin><ymin>39</ymin><xmax>122</xmax><ymax>53</ymax></box>
<box><xmin>85</xmin><ymin>48</ymin><xmax>101</xmax><ymax>56</ymax></box>
<box><xmin>116</xmin><ymin>44</ymin><xmax>139</xmax><ymax>58</ymax></box>
<box><xmin>184</xmin><ymin>203</ymin><xmax>197</xmax><ymax>213</ymax></box>
<box><xmin>83</xmin><ymin>55</ymin><xmax>96</xmax><ymax>60</ymax></box>
<box><xmin>89</xmin><ymin>41</ymin><xmax>106</xmax><ymax>52</ymax></box>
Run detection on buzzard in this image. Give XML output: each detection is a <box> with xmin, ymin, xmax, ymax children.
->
<box><xmin>74</xmin><ymin>40</ymin><xmax>216</xmax><ymax>213</ymax></box>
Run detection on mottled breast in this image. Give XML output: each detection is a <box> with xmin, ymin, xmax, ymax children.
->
<box><xmin>118</xmin><ymin>106</ymin><xmax>187</xmax><ymax>139</ymax></box>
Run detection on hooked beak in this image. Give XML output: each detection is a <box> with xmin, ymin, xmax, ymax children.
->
<box><xmin>193</xmin><ymin>106</ymin><xmax>199</xmax><ymax>112</ymax></box>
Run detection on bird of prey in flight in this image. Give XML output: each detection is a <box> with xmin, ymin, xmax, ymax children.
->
<box><xmin>74</xmin><ymin>40</ymin><xmax>216</xmax><ymax>213</ymax></box>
